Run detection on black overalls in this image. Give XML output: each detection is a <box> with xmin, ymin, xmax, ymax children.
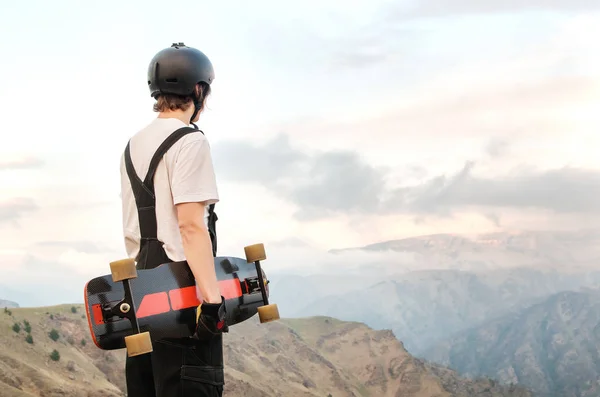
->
<box><xmin>123</xmin><ymin>126</ymin><xmax>224</xmax><ymax>397</ymax></box>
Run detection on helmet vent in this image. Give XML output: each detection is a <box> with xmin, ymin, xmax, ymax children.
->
<box><xmin>165</xmin><ymin>78</ymin><xmax>178</xmax><ymax>83</ymax></box>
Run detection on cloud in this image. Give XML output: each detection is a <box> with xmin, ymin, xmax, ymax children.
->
<box><xmin>484</xmin><ymin>213</ymin><xmax>502</xmax><ymax>228</ymax></box>
<box><xmin>268</xmin><ymin>237</ymin><xmax>312</xmax><ymax>249</ymax></box>
<box><xmin>387</xmin><ymin>163</ymin><xmax>600</xmax><ymax>215</ymax></box>
<box><xmin>0</xmin><ymin>198</ymin><xmax>37</xmax><ymax>225</ymax></box>
<box><xmin>265</xmin><ymin>75</ymin><xmax>600</xmax><ymax>164</ymax></box>
<box><xmin>262</xmin><ymin>240</ymin><xmax>421</xmax><ymax>278</ymax></box>
<box><xmin>485</xmin><ymin>138</ymin><xmax>510</xmax><ymax>159</ymax></box>
<box><xmin>213</xmin><ymin>134</ymin><xmax>387</xmax><ymax>219</ymax></box>
<box><xmin>0</xmin><ymin>240</ymin><xmax>126</xmax><ymax>306</ymax></box>
<box><xmin>33</xmin><ymin>240</ymin><xmax>108</xmax><ymax>254</ymax></box>
<box><xmin>0</xmin><ymin>254</ymin><xmax>90</xmax><ymax>306</ymax></box>
<box><xmin>214</xmin><ymin>135</ymin><xmax>600</xmax><ymax>220</ymax></box>
<box><xmin>212</xmin><ymin>133</ymin><xmax>308</xmax><ymax>184</ymax></box>
<box><xmin>287</xmin><ymin>151</ymin><xmax>386</xmax><ymax>219</ymax></box>
<box><xmin>390</xmin><ymin>0</ymin><xmax>600</xmax><ymax>19</ymax></box>
<box><xmin>314</xmin><ymin>2</ymin><xmax>600</xmax><ymax>82</ymax></box>
<box><xmin>327</xmin><ymin>25</ymin><xmax>417</xmax><ymax>70</ymax></box>
<box><xmin>0</xmin><ymin>156</ymin><xmax>44</xmax><ymax>171</ymax></box>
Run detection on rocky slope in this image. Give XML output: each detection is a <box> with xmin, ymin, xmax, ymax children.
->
<box><xmin>422</xmin><ymin>289</ymin><xmax>600</xmax><ymax>397</ymax></box>
<box><xmin>0</xmin><ymin>304</ymin><xmax>531</xmax><ymax>397</ymax></box>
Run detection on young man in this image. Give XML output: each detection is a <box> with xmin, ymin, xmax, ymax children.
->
<box><xmin>119</xmin><ymin>42</ymin><xmax>227</xmax><ymax>397</ymax></box>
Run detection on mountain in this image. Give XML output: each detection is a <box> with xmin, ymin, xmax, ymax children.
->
<box><xmin>0</xmin><ymin>304</ymin><xmax>531</xmax><ymax>397</ymax></box>
<box><xmin>333</xmin><ymin>230</ymin><xmax>600</xmax><ymax>271</ymax></box>
<box><xmin>0</xmin><ymin>300</ymin><xmax>18</xmax><ymax>309</ymax></box>
<box><xmin>272</xmin><ymin>266</ymin><xmax>600</xmax><ymax>354</ymax></box>
<box><xmin>421</xmin><ymin>289</ymin><xmax>600</xmax><ymax>397</ymax></box>
<box><xmin>269</xmin><ymin>231</ymin><xmax>600</xmax><ymax>354</ymax></box>
<box><xmin>330</xmin><ymin>229</ymin><xmax>600</xmax><ymax>266</ymax></box>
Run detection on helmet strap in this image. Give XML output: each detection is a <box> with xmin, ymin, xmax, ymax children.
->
<box><xmin>189</xmin><ymin>90</ymin><xmax>202</xmax><ymax>127</ymax></box>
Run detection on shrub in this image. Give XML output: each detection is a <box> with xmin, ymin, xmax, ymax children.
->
<box><xmin>50</xmin><ymin>350</ymin><xmax>60</xmax><ymax>361</ymax></box>
<box><xmin>12</xmin><ymin>323</ymin><xmax>20</xmax><ymax>333</ymax></box>
<box><xmin>48</xmin><ymin>329</ymin><xmax>60</xmax><ymax>341</ymax></box>
<box><xmin>25</xmin><ymin>334</ymin><xmax>33</xmax><ymax>344</ymax></box>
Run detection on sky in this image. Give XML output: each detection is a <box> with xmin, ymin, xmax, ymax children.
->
<box><xmin>1</xmin><ymin>0</ymin><xmax>600</xmax><ymax>305</ymax></box>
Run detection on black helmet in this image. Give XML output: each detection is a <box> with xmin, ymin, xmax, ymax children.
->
<box><xmin>147</xmin><ymin>42</ymin><xmax>215</xmax><ymax>99</ymax></box>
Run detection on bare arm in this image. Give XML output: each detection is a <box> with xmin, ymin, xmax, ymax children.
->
<box><xmin>176</xmin><ymin>201</ymin><xmax>221</xmax><ymax>304</ymax></box>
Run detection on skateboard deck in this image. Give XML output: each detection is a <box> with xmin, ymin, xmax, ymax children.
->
<box><xmin>84</xmin><ymin>243</ymin><xmax>279</xmax><ymax>356</ymax></box>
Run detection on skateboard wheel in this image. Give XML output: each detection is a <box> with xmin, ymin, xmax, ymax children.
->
<box><xmin>244</xmin><ymin>243</ymin><xmax>266</xmax><ymax>263</ymax></box>
<box><xmin>110</xmin><ymin>258</ymin><xmax>137</xmax><ymax>282</ymax></box>
<box><xmin>125</xmin><ymin>332</ymin><xmax>153</xmax><ymax>356</ymax></box>
<box><xmin>257</xmin><ymin>303</ymin><xmax>280</xmax><ymax>323</ymax></box>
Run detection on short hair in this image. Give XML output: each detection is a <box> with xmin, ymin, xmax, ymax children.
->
<box><xmin>152</xmin><ymin>82</ymin><xmax>211</xmax><ymax>113</ymax></box>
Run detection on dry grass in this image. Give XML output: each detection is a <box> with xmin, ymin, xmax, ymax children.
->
<box><xmin>0</xmin><ymin>304</ymin><xmax>124</xmax><ymax>397</ymax></box>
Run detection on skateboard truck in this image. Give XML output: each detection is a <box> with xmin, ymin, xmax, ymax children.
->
<box><xmin>100</xmin><ymin>300</ymin><xmax>133</xmax><ymax>323</ymax></box>
<box><xmin>243</xmin><ymin>276</ymin><xmax>270</xmax><ymax>295</ymax></box>
<box><xmin>109</xmin><ymin>258</ymin><xmax>153</xmax><ymax>357</ymax></box>
<box><xmin>243</xmin><ymin>243</ymin><xmax>280</xmax><ymax>323</ymax></box>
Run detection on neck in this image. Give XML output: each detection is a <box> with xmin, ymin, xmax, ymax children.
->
<box><xmin>157</xmin><ymin>110</ymin><xmax>193</xmax><ymax>125</ymax></box>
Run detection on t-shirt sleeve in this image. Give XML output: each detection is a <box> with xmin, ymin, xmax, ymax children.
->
<box><xmin>171</xmin><ymin>138</ymin><xmax>219</xmax><ymax>205</ymax></box>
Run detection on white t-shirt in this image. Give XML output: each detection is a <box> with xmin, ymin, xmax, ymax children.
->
<box><xmin>120</xmin><ymin>117</ymin><xmax>219</xmax><ymax>262</ymax></box>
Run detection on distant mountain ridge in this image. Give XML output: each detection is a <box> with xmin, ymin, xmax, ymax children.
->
<box><xmin>273</xmin><ymin>266</ymin><xmax>600</xmax><ymax>354</ymax></box>
<box><xmin>330</xmin><ymin>230</ymin><xmax>600</xmax><ymax>271</ymax></box>
<box><xmin>421</xmin><ymin>289</ymin><xmax>600</xmax><ymax>397</ymax></box>
<box><xmin>334</xmin><ymin>229</ymin><xmax>600</xmax><ymax>252</ymax></box>
<box><xmin>0</xmin><ymin>299</ymin><xmax>19</xmax><ymax>309</ymax></box>
<box><xmin>270</xmin><ymin>230</ymin><xmax>600</xmax><ymax>355</ymax></box>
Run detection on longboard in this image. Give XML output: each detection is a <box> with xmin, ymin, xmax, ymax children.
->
<box><xmin>84</xmin><ymin>243</ymin><xmax>279</xmax><ymax>356</ymax></box>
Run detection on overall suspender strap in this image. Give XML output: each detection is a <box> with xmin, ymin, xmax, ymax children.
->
<box><xmin>124</xmin><ymin>126</ymin><xmax>218</xmax><ymax>268</ymax></box>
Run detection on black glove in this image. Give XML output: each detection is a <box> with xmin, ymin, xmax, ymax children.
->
<box><xmin>195</xmin><ymin>296</ymin><xmax>229</xmax><ymax>340</ymax></box>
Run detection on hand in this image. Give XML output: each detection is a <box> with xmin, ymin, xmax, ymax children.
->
<box><xmin>195</xmin><ymin>296</ymin><xmax>229</xmax><ymax>340</ymax></box>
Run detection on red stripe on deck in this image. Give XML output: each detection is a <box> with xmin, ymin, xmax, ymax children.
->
<box><xmin>169</xmin><ymin>286</ymin><xmax>200</xmax><ymax>310</ymax></box>
<box><xmin>168</xmin><ymin>279</ymin><xmax>242</xmax><ymax>309</ymax></box>
<box><xmin>137</xmin><ymin>292</ymin><xmax>170</xmax><ymax>318</ymax></box>
<box><xmin>219</xmin><ymin>279</ymin><xmax>242</xmax><ymax>299</ymax></box>
<box><xmin>92</xmin><ymin>304</ymin><xmax>104</xmax><ymax>325</ymax></box>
